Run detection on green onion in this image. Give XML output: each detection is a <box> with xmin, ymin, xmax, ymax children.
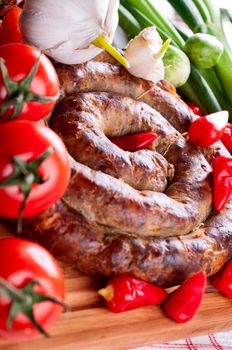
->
<box><xmin>221</xmin><ymin>8</ymin><xmax>232</xmax><ymax>24</ymax></box>
<box><xmin>121</xmin><ymin>2</ymin><xmax>177</xmax><ymax>45</ymax></box>
<box><xmin>118</xmin><ymin>4</ymin><xmax>141</xmax><ymax>39</ymax></box>
<box><xmin>214</xmin><ymin>50</ymin><xmax>232</xmax><ymax>105</ymax></box>
<box><xmin>121</xmin><ymin>0</ymin><xmax>184</xmax><ymax>48</ymax></box>
<box><xmin>191</xmin><ymin>0</ymin><xmax>211</xmax><ymax>23</ymax></box>
<box><xmin>201</xmin><ymin>0</ymin><xmax>221</xmax><ymax>24</ymax></box>
<box><xmin>167</xmin><ymin>0</ymin><xmax>205</xmax><ymax>32</ymax></box>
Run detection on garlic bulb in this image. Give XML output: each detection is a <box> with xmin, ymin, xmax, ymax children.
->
<box><xmin>124</xmin><ymin>27</ymin><xmax>170</xmax><ymax>83</ymax></box>
<box><xmin>20</xmin><ymin>0</ymin><xmax>121</xmax><ymax>65</ymax></box>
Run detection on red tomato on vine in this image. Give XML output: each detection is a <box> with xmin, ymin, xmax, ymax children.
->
<box><xmin>0</xmin><ymin>120</ymin><xmax>70</xmax><ymax>230</ymax></box>
<box><xmin>0</xmin><ymin>43</ymin><xmax>59</xmax><ymax>122</ymax></box>
<box><xmin>0</xmin><ymin>237</ymin><xmax>65</xmax><ymax>340</ymax></box>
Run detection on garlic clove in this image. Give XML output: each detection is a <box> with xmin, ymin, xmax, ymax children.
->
<box><xmin>124</xmin><ymin>27</ymin><xmax>168</xmax><ymax>83</ymax></box>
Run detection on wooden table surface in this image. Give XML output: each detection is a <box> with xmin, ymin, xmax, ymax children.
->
<box><xmin>0</xmin><ymin>222</ymin><xmax>232</xmax><ymax>350</ymax></box>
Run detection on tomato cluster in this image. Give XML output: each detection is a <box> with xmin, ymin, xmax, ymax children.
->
<box><xmin>0</xmin><ymin>43</ymin><xmax>70</xmax><ymax>224</ymax></box>
<box><xmin>0</xmin><ymin>4</ymin><xmax>70</xmax><ymax>223</ymax></box>
<box><xmin>0</xmin><ymin>2</ymin><xmax>70</xmax><ymax>340</ymax></box>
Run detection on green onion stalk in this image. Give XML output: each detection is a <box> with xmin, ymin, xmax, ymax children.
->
<box><xmin>168</xmin><ymin>0</ymin><xmax>232</xmax><ymax>109</ymax></box>
<box><xmin>119</xmin><ymin>0</ymin><xmax>232</xmax><ymax>118</ymax></box>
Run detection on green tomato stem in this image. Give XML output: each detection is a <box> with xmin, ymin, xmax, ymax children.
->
<box><xmin>0</xmin><ymin>58</ymin><xmax>58</xmax><ymax>121</ymax></box>
<box><xmin>0</xmin><ymin>277</ymin><xmax>66</xmax><ymax>337</ymax></box>
<box><xmin>0</xmin><ymin>147</ymin><xmax>54</xmax><ymax>233</ymax></box>
<box><xmin>92</xmin><ymin>35</ymin><xmax>130</xmax><ymax>68</ymax></box>
<box><xmin>0</xmin><ymin>277</ymin><xmax>26</xmax><ymax>303</ymax></box>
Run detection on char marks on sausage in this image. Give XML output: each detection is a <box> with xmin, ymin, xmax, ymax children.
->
<box><xmin>21</xmin><ymin>53</ymin><xmax>232</xmax><ymax>287</ymax></box>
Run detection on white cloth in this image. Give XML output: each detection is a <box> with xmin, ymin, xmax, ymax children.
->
<box><xmin>134</xmin><ymin>331</ymin><xmax>232</xmax><ymax>350</ymax></box>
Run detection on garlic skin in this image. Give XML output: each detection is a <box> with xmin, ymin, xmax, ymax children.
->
<box><xmin>20</xmin><ymin>0</ymin><xmax>119</xmax><ymax>64</ymax></box>
<box><xmin>124</xmin><ymin>27</ymin><xmax>166</xmax><ymax>83</ymax></box>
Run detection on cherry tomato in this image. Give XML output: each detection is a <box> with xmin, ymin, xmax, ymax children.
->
<box><xmin>221</xmin><ymin>123</ymin><xmax>232</xmax><ymax>153</ymax></box>
<box><xmin>0</xmin><ymin>237</ymin><xmax>65</xmax><ymax>340</ymax></box>
<box><xmin>189</xmin><ymin>111</ymin><xmax>229</xmax><ymax>148</ymax></box>
<box><xmin>0</xmin><ymin>43</ymin><xmax>59</xmax><ymax>122</ymax></box>
<box><xmin>186</xmin><ymin>101</ymin><xmax>204</xmax><ymax>116</ymax></box>
<box><xmin>0</xmin><ymin>6</ymin><xmax>23</xmax><ymax>45</ymax></box>
<box><xmin>0</xmin><ymin>120</ymin><xmax>70</xmax><ymax>219</ymax></box>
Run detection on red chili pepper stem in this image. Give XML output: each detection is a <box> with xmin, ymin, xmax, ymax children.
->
<box><xmin>98</xmin><ymin>285</ymin><xmax>114</xmax><ymax>302</ymax></box>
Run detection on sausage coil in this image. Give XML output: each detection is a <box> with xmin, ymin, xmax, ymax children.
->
<box><xmin>21</xmin><ymin>54</ymin><xmax>232</xmax><ymax>287</ymax></box>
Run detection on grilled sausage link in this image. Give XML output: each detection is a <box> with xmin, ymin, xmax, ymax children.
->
<box><xmin>20</xmin><ymin>55</ymin><xmax>232</xmax><ymax>287</ymax></box>
<box><xmin>51</xmin><ymin>92</ymin><xmax>212</xmax><ymax>237</ymax></box>
<box><xmin>55</xmin><ymin>60</ymin><xmax>194</xmax><ymax>132</ymax></box>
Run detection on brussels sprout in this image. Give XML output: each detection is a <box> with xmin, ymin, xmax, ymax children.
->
<box><xmin>184</xmin><ymin>33</ymin><xmax>224</xmax><ymax>69</ymax></box>
<box><xmin>163</xmin><ymin>45</ymin><xmax>191</xmax><ymax>87</ymax></box>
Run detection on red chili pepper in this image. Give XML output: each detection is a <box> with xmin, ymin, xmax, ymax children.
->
<box><xmin>163</xmin><ymin>271</ymin><xmax>206</xmax><ymax>323</ymax></box>
<box><xmin>188</xmin><ymin>111</ymin><xmax>228</xmax><ymax>148</ymax></box>
<box><xmin>221</xmin><ymin>124</ymin><xmax>232</xmax><ymax>153</ymax></box>
<box><xmin>98</xmin><ymin>274</ymin><xmax>167</xmax><ymax>313</ymax></box>
<box><xmin>212</xmin><ymin>156</ymin><xmax>232</xmax><ymax>212</ymax></box>
<box><xmin>186</xmin><ymin>101</ymin><xmax>204</xmax><ymax>116</ymax></box>
<box><xmin>211</xmin><ymin>259</ymin><xmax>232</xmax><ymax>298</ymax></box>
<box><xmin>110</xmin><ymin>132</ymin><xmax>157</xmax><ymax>152</ymax></box>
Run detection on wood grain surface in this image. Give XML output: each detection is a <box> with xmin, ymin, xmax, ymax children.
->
<box><xmin>0</xmin><ymin>221</ymin><xmax>232</xmax><ymax>350</ymax></box>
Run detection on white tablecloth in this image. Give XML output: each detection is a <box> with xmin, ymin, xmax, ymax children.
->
<box><xmin>134</xmin><ymin>331</ymin><xmax>232</xmax><ymax>350</ymax></box>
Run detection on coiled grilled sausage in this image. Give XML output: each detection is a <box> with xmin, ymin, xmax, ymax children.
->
<box><xmin>21</xmin><ymin>55</ymin><xmax>232</xmax><ymax>287</ymax></box>
<box><xmin>51</xmin><ymin>92</ymin><xmax>212</xmax><ymax>238</ymax></box>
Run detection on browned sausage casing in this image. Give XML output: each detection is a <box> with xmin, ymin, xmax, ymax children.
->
<box><xmin>21</xmin><ymin>54</ymin><xmax>232</xmax><ymax>287</ymax></box>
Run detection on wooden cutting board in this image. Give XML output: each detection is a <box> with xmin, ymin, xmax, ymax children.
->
<box><xmin>0</xmin><ymin>221</ymin><xmax>232</xmax><ymax>350</ymax></box>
